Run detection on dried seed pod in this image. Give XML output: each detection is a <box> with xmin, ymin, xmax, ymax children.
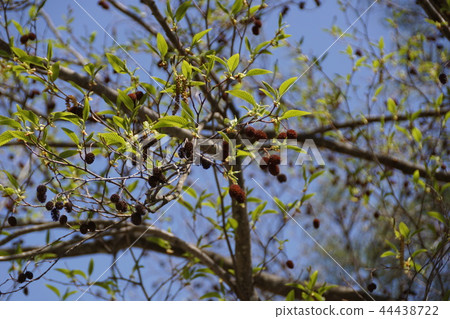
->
<box><xmin>55</xmin><ymin>201</ymin><xmax>64</xmax><ymax>210</ymax></box>
<box><xmin>64</xmin><ymin>201</ymin><xmax>73</xmax><ymax>213</ymax></box>
<box><xmin>251</xmin><ymin>25</ymin><xmax>260</xmax><ymax>36</ymax></box>
<box><xmin>200</xmin><ymin>156</ymin><xmax>211</xmax><ymax>169</ymax></box>
<box><xmin>260</xmin><ymin>156</ymin><xmax>269</xmax><ymax>170</ymax></box>
<box><xmin>244</xmin><ymin>126</ymin><xmax>256</xmax><ymax>138</ymax></box>
<box><xmin>116</xmin><ymin>200</ymin><xmax>128</xmax><ymax>212</ymax></box>
<box><xmin>20</xmin><ymin>34</ymin><xmax>29</xmax><ymax>44</ymax></box>
<box><xmin>268</xmin><ymin>154</ymin><xmax>281</xmax><ymax>166</ymax></box>
<box><xmin>45</xmin><ymin>201</ymin><xmax>54</xmax><ymax>211</ymax></box>
<box><xmin>51</xmin><ymin>208</ymin><xmax>60</xmax><ymax>222</ymax></box>
<box><xmin>17</xmin><ymin>273</ymin><xmax>27</xmax><ymax>283</ymax></box>
<box><xmin>135</xmin><ymin>204</ymin><xmax>146</xmax><ymax>215</ymax></box>
<box><xmin>8</xmin><ymin>216</ymin><xmax>17</xmax><ymax>226</ymax></box>
<box><xmin>37</xmin><ymin>184</ymin><xmax>47</xmax><ymax>195</ymax></box>
<box><xmin>85</xmin><ymin>152</ymin><xmax>95</xmax><ymax>164</ymax></box>
<box><xmin>25</xmin><ymin>271</ymin><xmax>33</xmax><ymax>280</ymax></box>
<box><xmin>367</xmin><ymin>282</ymin><xmax>377</xmax><ymax>292</ymax></box>
<box><xmin>110</xmin><ymin>194</ymin><xmax>120</xmax><ymax>203</ymax></box>
<box><xmin>59</xmin><ymin>214</ymin><xmax>68</xmax><ymax>225</ymax></box>
<box><xmin>131</xmin><ymin>212</ymin><xmax>142</xmax><ymax>225</ymax></box>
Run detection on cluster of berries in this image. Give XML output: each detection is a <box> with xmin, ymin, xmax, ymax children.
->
<box><xmin>17</xmin><ymin>271</ymin><xmax>33</xmax><ymax>283</ymax></box>
<box><xmin>260</xmin><ymin>154</ymin><xmax>287</xmax><ymax>183</ymax></box>
<box><xmin>178</xmin><ymin>141</ymin><xmax>194</xmax><ymax>160</ymax></box>
<box><xmin>252</xmin><ymin>18</ymin><xmax>262</xmax><ymax>36</ymax></box>
<box><xmin>20</xmin><ymin>32</ymin><xmax>36</xmax><ymax>45</ymax></box>
<box><xmin>243</xmin><ymin>126</ymin><xmax>268</xmax><ymax>141</ymax></box>
<box><xmin>128</xmin><ymin>91</ymin><xmax>144</xmax><ymax>103</ymax></box>
<box><xmin>148</xmin><ymin>167</ymin><xmax>167</xmax><ymax>187</ymax></box>
<box><xmin>79</xmin><ymin>221</ymin><xmax>97</xmax><ymax>235</ymax></box>
<box><xmin>45</xmin><ymin>198</ymin><xmax>73</xmax><ymax>223</ymax></box>
<box><xmin>110</xmin><ymin>193</ymin><xmax>128</xmax><ymax>212</ymax></box>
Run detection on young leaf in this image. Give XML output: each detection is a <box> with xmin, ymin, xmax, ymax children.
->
<box><xmin>279</xmin><ymin>77</ymin><xmax>297</xmax><ymax>97</ymax></box>
<box><xmin>156</xmin><ymin>33</ymin><xmax>168</xmax><ymax>58</ymax></box>
<box><xmin>227</xmin><ymin>53</ymin><xmax>239</xmax><ymax>73</ymax></box>
<box><xmin>246</xmin><ymin>68</ymin><xmax>272</xmax><ymax>76</ymax></box>
<box><xmin>106</xmin><ymin>53</ymin><xmax>128</xmax><ymax>74</ymax></box>
<box><xmin>279</xmin><ymin>109</ymin><xmax>310</xmax><ymax>120</ymax></box>
<box><xmin>226</xmin><ymin>89</ymin><xmax>257</xmax><ymax>107</ymax></box>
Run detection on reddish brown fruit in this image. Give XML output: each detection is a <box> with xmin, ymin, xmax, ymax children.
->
<box><xmin>229</xmin><ymin>184</ymin><xmax>246</xmax><ymax>203</ymax></box>
<box><xmin>268</xmin><ymin>154</ymin><xmax>281</xmax><ymax>166</ymax></box>
<box><xmin>313</xmin><ymin>218</ymin><xmax>320</xmax><ymax>229</ymax></box>
<box><xmin>260</xmin><ymin>156</ymin><xmax>269</xmax><ymax>170</ymax></box>
<box><xmin>116</xmin><ymin>200</ymin><xmax>128</xmax><ymax>212</ymax></box>
<box><xmin>55</xmin><ymin>201</ymin><xmax>64</xmax><ymax>210</ymax></box>
<box><xmin>222</xmin><ymin>140</ymin><xmax>229</xmax><ymax>161</ymax></box>
<box><xmin>286</xmin><ymin>129</ymin><xmax>297</xmax><ymax>139</ymax></box>
<box><xmin>254</xmin><ymin>19</ymin><xmax>262</xmax><ymax>28</ymax></box>
<box><xmin>98</xmin><ymin>0</ymin><xmax>110</xmax><ymax>9</ymax></box>
<box><xmin>244</xmin><ymin>126</ymin><xmax>256</xmax><ymax>138</ymax></box>
<box><xmin>135</xmin><ymin>204</ymin><xmax>146</xmax><ymax>215</ymax></box>
<box><xmin>135</xmin><ymin>91</ymin><xmax>144</xmax><ymax>100</ymax></box>
<box><xmin>277</xmin><ymin>132</ymin><xmax>287</xmax><ymax>139</ymax></box>
<box><xmin>251</xmin><ymin>25</ymin><xmax>260</xmax><ymax>36</ymax></box>
<box><xmin>253</xmin><ymin>130</ymin><xmax>267</xmax><ymax>141</ymax></box>
<box><xmin>373</xmin><ymin>211</ymin><xmax>380</xmax><ymax>219</ymax></box>
<box><xmin>20</xmin><ymin>34</ymin><xmax>29</xmax><ymax>44</ymax></box>
<box><xmin>68</xmin><ymin>106</ymin><xmax>84</xmax><ymax>118</ymax></box>
<box><xmin>277</xmin><ymin>174</ymin><xmax>287</xmax><ymax>183</ymax></box>
<box><xmin>27</xmin><ymin>32</ymin><xmax>36</xmax><ymax>41</ymax></box>
<box><xmin>268</xmin><ymin>164</ymin><xmax>280</xmax><ymax>176</ymax></box>
<box><xmin>110</xmin><ymin>194</ymin><xmax>120</xmax><ymax>203</ymax></box>
<box><xmin>286</xmin><ymin>260</ymin><xmax>294</xmax><ymax>269</ymax></box>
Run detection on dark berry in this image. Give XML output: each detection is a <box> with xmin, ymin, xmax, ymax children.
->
<box><xmin>79</xmin><ymin>223</ymin><xmax>88</xmax><ymax>234</ymax></box>
<box><xmin>299</xmin><ymin>1</ymin><xmax>305</xmax><ymax>9</ymax></box>
<box><xmin>116</xmin><ymin>200</ymin><xmax>128</xmax><ymax>212</ymax></box>
<box><xmin>55</xmin><ymin>201</ymin><xmax>64</xmax><ymax>210</ymax></box>
<box><xmin>277</xmin><ymin>132</ymin><xmax>287</xmax><ymax>139</ymax></box>
<box><xmin>260</xmin><ymin>157</ymin><xmax>269</xmax><ymax>170</ymax></box>
<box><xmin>59</xmin><ymin>214</ymin><xmax>68</xmax><ymax>225</ymax></box>
<box><xmin>314</xmin><ymin>0</ymin><xmax>321</xmax><ymax>6</ymax></box>
<box><xmin>87</xmin><ymin>221</ymin><xmax>96</xmax><ymax>232</ymax></box>
<box><xmin>37</xmin><ymin>193</ymin><xmax>47</xmax><ymax>203</ymax></box>
<box><xmin>68</xmin><ymin>106</ymin><xmax>84</xmax><ymax>118</ymax></box>
<box><xmin>135</xmin><ymin>91</ymin><xmax>144</xmax><ymax>100</ymax></box>
<box><xmin>251</xmin><ymin>25</ymin><xmax>260</xmax><ymax>36</ymax></box>
<box><xmin>184</xmin><ymin>141</ymin><xmax>194</xmax><ymax>159</ymax></box>
<box><xmin>178</xmin><ymin>147</ymin><xmax>186</xmax><ymax>159</ymax></box>
<box><xmin>85</xmin><ymin>152</ymin><xmax>95</xmax><ymax>164</ymax></box>
<box><xmin>268</xmin><ymin>154</ymin><xmax>281</xmax><ymax>166</ymax></box>
<box><xmin>17</xmin><ymin>273</ymin><xmax>26</xmax><ymax>283</ymax></box>
<box><xmin>355</xmin><ymin>49</ymin><xmax>363</xmax><ymax>57</ymax></box>
<box><xmin>286</xmin><ymin>129</ymin><xmax>297</xmax><ymax>139</ymax></box>
<box><xmin>51</xmin><ymin>208</ymin><xmax>60</xmax><ymax>222</ymax></box>
<box><xmin>25</xmin><ymin>271</ymin><xmax>33</xmax><ymax>280</ymax></box>
<box><xmin>20</xmin><ymin>34</ymin><xmax>29</xmax><ymax>44</ymax></box>
<box><xmin>367</xmin><ymin>282</ymin><xmax>377</xmax><ymax>292</ymax></box>
<box><xmin>23</xmin><ymin>287</ymin><xmax>29</xmax><ymax>296</ymax></box>
<box><xmin>439</xmin><ymin>73</ymin><xmax>447</xmax><ymax>85</ymax></box>
<box><xmin>268</xmin><ymin>164</ymin><xmax>280</xmax><ymax>176</ymax></box>
<box><xmin>222</xmin><ymin>141</ymin><xmax>230</xmax><ymax>161</ymax></box>
<box><xmin>200</xmin><ymin>157</ymin><xmax>211</xmax><ymax>169</ymax></box>
<box><xmin>286</xmin><ymin>260</ymin><xmax>294</xmax><ymax>269</ymax></box>
<box><xmin>254</xmin><ymin>19</ymin><xmax>262</xmax><ymax>28</ymax></box>
<box><xmin>229</xmin><ymin>184</ymin><xmax>246</xmax><ymax>203</ymax></box>
<box><xmin>135</xmin><ymin>204</ymin><xmax>146</xmax><ymax>215</ymax></box>
<box><xmin>253</xmin><ymin>130</ymin><xmax>267</xmax><ymax>141</ymax></box>
<box><xmin>313</xmin><ymin>218</ymin><xmax>320</xmax><ymax>229</ymax></box>
<box><xmin>244</xmin><ymin>126</ymin><xmax>256</xmax><ymax>138</ymax></box>
<box><xmin>45</xmin><ymin>201</ymin><xmax>54</xmax><ymax>211</ymax></box>
<box><xmin>373</xmin><ymin>211</ymin><xmax>380</xmax><ymax>219</ymax></box>
<box><xmin>27</xmin><ymin>32</ymin><xmax>36</xmax><ymax>41</ymax></box>
<box><xmin>7</xmin><ymin>216</ymin><xmax>17</xmax><ymax>226</ymax></box>
<box><xmin>37</xmin><ymin>184</ymin><xmax>47</xmax><ymax>194</ymax></box>
<box><xmin>277</xmin><ymin>174</ymin><xmax>287</xmax><ymax>183</ymax></box>
<box><xmin>64</xmin><ymin>201</ymin><xmax>73</xmax><ymax>213</ymax></box>
<box><xmin>128</xmin><ymin>93</ymin><xmax>137</xmax><ymax>101</ymax></box>
<box><xmin>131</xmin><ymin>212</ymin><xmax>142</xmax><ymax>225</ymax></box>
<box><xmin>110</xmin><ymin>194</ymin><xmax>120</xmax><ymax>203</ymax></box>
<box><xmin>148</xmin><ymin>175</ymin><xmax>159</xmax><ymax>187</ymax></box>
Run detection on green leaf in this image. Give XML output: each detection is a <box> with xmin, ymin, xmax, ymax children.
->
<box><xmin>181</xmin><ymin>60</ymin><xmax>192</xmax><ymax>78</ymax></box>
<box><xmin>59</xmin><ymin>150</ymin><xmax>78</xmax><ymax>158</ymax></box>
<box><xmin>1</xmin><ymin>170</ymin><xmax>19</xmax><ymax>189</ymax></box>
<box><xmin>62</xmin><ymin>128</ymin><xmax>79</xmax><ymax>145</ymax></box>
<box><xmin>427</xmin><ymin>211</ymin><xmax>445</xmax><ymax>224</ymax></box>
<box><xmin>380</xmin><ymin>251</ymin><xmax>396</xmax><ymax>258</ymax></box>
<box><xmin>51</xmin><ymin>62</ymin><xmax>60</xmax><ymax>82</ymax></box>
<box><xmin>226</xmin><ymin>89</ymin><xmax>257</xmax><ymax>107</ymax></box>
<box><xmin>106</xmin><ymin>53</ymin><xmax>128</xmax><ymax>74</ymax></box>
<box><xmin>175</xmin><ymin>1</ymin><xmax>191</xmax><ymax>21</ymax></box>
<box><xmin>398</xmin><ymin>222</ymin><xmax>410</xmax><ymax>238</ymax></box>
<box><xmin>387</xmin><ymin>98</ymin><xmax>396</xmax><ymax>114</ymax></box>
<box><xmin>83</xmin><ymin>97</ymin><xmax>90</xmax><ymax>122</ymax></box>
<box><xmin>152</xmin><ymin>115</ymin><xmax>189</xmax><ymax>129</ymax></box>
<box><xmin>285</xmin><ymin>289</ymin><xmax>295</xmax><ymax>301</ymax></box>
<box><xmin>246</xmin><ymin>68</ymin><xmax>272</xmax><ymax>76</ymax></box>
<box><xmin>231</xmin><ymin>0</ymin><xmax>243</xmax><ymax>15</ymax></box>
<box><xmin>228</xmin><ymin>217</ymin><xmax>238</xmax><ymax>229</ymax></box>
<box><xmin>227</xmin><ymin>53</ymin><xmax>239</xmax><ymax>73</ymax></box>
<box><xmin>0</xmin><ymin>131</ymin><xmax>15</xmax><ymax>147</ymax></box>
<box><xmin>200</xmin><ymin>292</ymin><xmax>222</xmax><ymax>300</ymax></box>
<box><xmin>192</xmin><ymin>28</ymin><xmax>212</xmax><ymax>46</ymax></box>
<box><xmin>279</xmin><ymin>77</ymin><xmax>297</xmax><ymax>97</ymax></box>
<box><xmin>0</xmin><ymin>115</ymin><xmax>22</xmax><ymax>129</ymax></box>
<box><xmin>279</xmin><ymin>109</ymin><xmax>310</xmax><ymax>120</ymax></box>
<box><xmin>156</xmin><ymin>33</ymin><xmax>168</xmax><ymax>58</ymax></box>
<box><xmin>411</xmin><ymin>127</ymin><xmax>422</xmax><ymax>143</ymax></box>
<box><xmin>98</xmin><ymin>132</ymin><xmax>126</xmax><ymax>146</ymax></box>
<box><xmin>45</xmin><ymin>284</ymin><xmax>60</xmax><ymax>297</ymax></box>
<box><xmin>88</xmin><ymin>258</ymin><xmax>94</xmax><ymax>276</ymax></box>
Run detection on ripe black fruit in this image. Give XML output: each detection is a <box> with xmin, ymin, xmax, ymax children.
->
<box><xmin>20</xmin><ymin>34</ymin><xmax>29</xmax><ymax>44</ymax></box>
<box><xmin>17</xmin><ymin>273</ymin><xmax>26</xmax><ymax>283</ymax></box>
<box><xmin>131</xmin><ymin>212</ymin><xmax>142</xmax><ymax>225</ymax></box>
<box><xmin>313</xmin><ymin>218</ymin><xmax>320</xmax><ymax>229</ymax></box>
<box><xmin>8</xmin><ymin>216</ymin><xmax>17</xmax><ymax>226</ymax></box>
<box><xmin>184</xmin><ymin>141</ymin><xmax>194</xmax><ymax>159</ymax></box>
<box><xmin>51</xmin><ymin>208</ymin><xmax>60</xmax><ymax>222</ymax></box>
<box><xmin>367</xmin><ymin>282</ymin><xmax>377</xmax><ymax>292</ymax></box>
<box><xmin>37</xmin><ymin>185</ymin><xmax>47</xmax><ymax>194</ymax></box>
<box><xmin>85</xmin><ymin>152</ymin><xmax>95</xmax><ymax>164</ymax></box>
<box><xmin>135</xmin><ymin>204</ymin><xmax>146</xmax><ymax>215</ymax></box>
<box><xmin>299</xmin><ymin>1</ymin><xmax>305</xmax><ymax>9</ymax></box>
<box><xmin>45</xmin><ymin>201</ymin><xmax>54</xmax><ymax>211</ymax></box>
<box><xmin>64</xmin><ymin>201</ymin><xmax>73</xmax><ymax>213</ymax></box>
<box><xmin>27</xmin><ymin>32</ymin><xmax>36</xmax><ymax>41</ymax></box>
<box><xmin>229</xmin><ymin>184</ymin><xmax>246</xmax><ymax>203</ymax></box>
<box><xmin>148</xmin><ymin>176</ymin><xmax>159</xmax><ymax>187</ymax></box>
<box><xmin>25</xmin><ymin>271</ymin><xmax>33</xmax><ymax>280</ymax></box>
<box><xmin>55</xmin><ymin>201</ymin><xmax>64</xmax><ymax>210</ymax></box>
<box><xmin>110</xmin><ymin>194</ymin><xmax>120</xmax><ymax>203</ymax></box>
<box><xmin>37</xmin><ymin>193</ymin><xmax>47</xmax><ymax>203</ymax></box>
<box><xmin>286</xmin><ymin>129</ymin><xmax>297</xmax><ymax>139</ymax></box>
<box><xmin>116</xmin><ymin>200</ymin><xmax>128</xmax><ymax>212</ymax></box>
<box><xmin>251</xmin><ymin>25</ymin><xmax>260</xmax><ymax>36</ymax></box>
<box><xmin>200</xmin><ymin>156</ymin><xmax>211</xmax><ymax>169</ymax></box>
<box><xmin>79</xmin><ymin>223</ymin><xmax>88</xmax><ymax>234</ymax></box>
<box><xmin>277</xmin><ymin>174</ymin><xmax>287</xmax><ymax>183</ymax></box>
<box><xmin>268</xmin><ymin>164</ymin><xmax>280</xmax><ymax>176</ymax></box>
<box><xmin>286</xmin><ymin>260</ymin><xmax>294</xmax><ymax>269</ymax></box>
<box><xmin>59</xmin><ymin>214</ymin><xmax>68</xmax><ymax>225</ymax></box>
<box><xmin>355</xmin><ymin>49</ymin><xmax>363</xmax><ymax>57</ymax></box>
<box><xmin>439</xmin><ymin>73</ymin><xmax>447</xmax><ymax>85</ymax></box>
<box><xmin>373</xmin><ymin>211</ymin><xmax>380</xmax><ymax>219</ymax></box>
<box><xmin>87</xmin><ymin>221</ymin><xmax>96</xmax><ymax>232</ymax></box>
